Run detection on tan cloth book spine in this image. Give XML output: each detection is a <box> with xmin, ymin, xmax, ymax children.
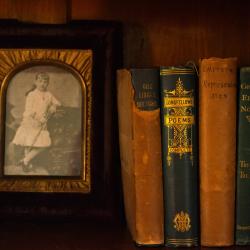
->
<box><xmin>199</xmin><ymin>58</ymin><xmax>237</xmax><ymax>246</ymax></box>
<box><xmin>117</xmin><ymin>69</ymin><xmax>164</xmax><ymax>245</ymax></box>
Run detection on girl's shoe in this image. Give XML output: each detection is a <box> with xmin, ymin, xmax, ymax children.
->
<box><xmin>18</xmin><ymin>159</ymin><xmax>33</xmax><ymax>173</ymax></box>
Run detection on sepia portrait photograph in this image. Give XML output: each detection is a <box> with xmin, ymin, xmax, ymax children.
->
<box><xmin>4</xmin><ymin>65</ymin><xmax>83</xmax><ymax>177</ymax></box>
<box><xmin>0</xmin><ymin>48</ymin><xmax>92</xmax><ymax>193</ymax></box>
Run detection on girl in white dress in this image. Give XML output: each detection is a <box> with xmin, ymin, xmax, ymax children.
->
<box><xmin>12</xmin><ymin>72</ymin><xmax>61</xmax><ymax>172</ymax></box>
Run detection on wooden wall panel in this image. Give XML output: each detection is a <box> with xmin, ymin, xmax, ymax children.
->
<box><xmin>0</xmin><ymin>0</ymin><xmax>248</xmax><ymax>67</ymax></box>
<box><xmin>71</xmin><ymin>0</ymin><xmax>250</xmax><ymax>67</ymax></box>
<box><xmin>0</xmin><ymin>0</ymin><xmax>16</xmax><ymax>19</ymax></box>
<box><xmin>16</xmin><ymin>0</ymin><xmax>69</xmax><ymax>23</ymax></box>
<box><xmin>0</xmin><ymin>0</ymin><xmax>68</xmax><ymax>23</ymax></box>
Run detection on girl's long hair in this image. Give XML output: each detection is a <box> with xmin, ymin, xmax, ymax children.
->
<box><xmin>25</xmin><ymin>72</ymin><xmax>49</xmax><ymax>96</ymax></box>
<box><xmin>25</xmin><ymin>84</ymin><xmax>36</xmax><ymax>96</ymax></box>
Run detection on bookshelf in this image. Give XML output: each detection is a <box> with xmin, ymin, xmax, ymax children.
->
<box><xmin>0</xmin><ymin>0</ymin><xmax>249</xmax><ymax>249</ymax></box>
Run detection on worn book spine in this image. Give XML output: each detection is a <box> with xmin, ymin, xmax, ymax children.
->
<box><xmin>236</xmin><ymin>67</ymin><xmax>250</xmax><ymax>245</ymax></box>
<box><xmin>117</xmin><ymin>68</ymin><xmax>164</xmax><ymax>246</ymax></box>
<box><xmin>160</xmin><ymin>67</ymin><xmax>198</xmax><ymax>247</ymax></box>
<box><xmin>199</xmin><ymin>58</ymin><xmax>237</xmax><ymax>246</ymax></box>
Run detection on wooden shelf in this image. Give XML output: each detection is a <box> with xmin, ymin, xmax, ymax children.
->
<box><xmin>0</xmin><ymin>220</ymin><xmax>248</xmax><ymax>250</ymax></box>
<box><xmin>0</xmin><ymin>220</ymin><xmax>137</xmax><ymax>250</ymax></box>
<box><xmin>0</xmin><ymin>1</ymin><xmax>249</xmax><ymax>249</ymax></box>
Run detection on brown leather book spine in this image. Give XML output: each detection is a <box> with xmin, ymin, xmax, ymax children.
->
<box><xmin>117</xmin><ymin>69</ymin><xmax>164</xmax><ymax>245</ymax></box>
<box><xmin>199</xmin><ymin>58</ymin><xmax>237</xmax><ymax>246</ymax></box>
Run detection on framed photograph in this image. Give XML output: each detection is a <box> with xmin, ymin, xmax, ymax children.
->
<box><xmin>0</xmin><ymin>21</ymin><xmax>122</xmax><ymax>220</ymax></box>
<box><xmin>0</xmin><ymin>49</ymin><xmax>92</xmax><ymax>193</ymax></box>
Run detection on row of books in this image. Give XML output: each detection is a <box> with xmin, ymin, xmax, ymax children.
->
<box><xmin>116</xmin><ymin>57</ymin><xmax>250</xmax><ymax>247</ymax></box>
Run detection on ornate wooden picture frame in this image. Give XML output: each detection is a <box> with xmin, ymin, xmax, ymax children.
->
<box><xmin>0</xmin><ymin>20</ymin><xmax>122</xmax><ymax>220</ymax></box>
<box><xmin>0</xmin><ymin>49</ymin><xmax>92</xmax><ymax>193</ymax></box>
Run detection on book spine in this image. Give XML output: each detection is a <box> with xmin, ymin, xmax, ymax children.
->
<box><xmin>236</xmin><ymin>67</ymin><xmax>250</xmax><ymax>245</ymax></box>
<box><xmin>117</xmin><ymin>68</ymin><xmax>164</xmax><ymax>245</ymax></box>
<box><xmin>160</xmin><ymin>67</ymin><xmax>198</xmax><ymax>247</ymax></box>
<box><xmin>199</xmin><ymin>58</ymin><xmax>237</xmax><ymax>246</ymax></box>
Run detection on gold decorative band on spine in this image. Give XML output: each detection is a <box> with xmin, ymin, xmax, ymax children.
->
<box><xmin>166</xmin><ymin>238</ymin><xmax>198</xmax><ymax>244</ymax></box>
<box><xmin>166</xmin><ymin>239</ymin><xmax>198</xmax><ymax>242</ymax></box>
<box><xmin>166</xmin><ymin>238</ymin><xmax>198</xmax><ymax>241</ymax></box>
<box><xmin>166</xmin><ymin>243</ymin><xmax>198</xmax><ymax>247</ymax></box>
<box><xmin>160</xmin><ymin>70</ymin><xmax>195</xmax><ymax>73</ymax></box>
<box><xmin>160</xmin><ymin>72</ymin><xmax>195</xmax><ymax>75</ymax></box>
<box><xmin>160</xmin><ymin>69</ymin><xmax>195</xmax><ymax>76</ymax></box>
<box><xmin>166</xmin><ymin>240</ymin><xmax>198</xmax><ymax>246</ymax></box>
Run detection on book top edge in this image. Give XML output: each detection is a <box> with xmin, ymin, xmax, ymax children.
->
<box><xmin>199</xmin><ymin>57</ymin><xmax>237</xmax><ymax>62</ymax></box>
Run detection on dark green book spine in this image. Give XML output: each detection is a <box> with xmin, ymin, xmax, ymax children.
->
<box><xmin>236</xmin><ymin>67</ymin><xmax>250</xmax><ymax>245</ymax></box>
<box><xmin>130</xmin><ymin>68</ymin><xmax>160</xmax><ymax>111</ymax></box>
<box><xmin>160</xmin><ymin>67</ymin><xmax>198</xmax><ymax>247</ymax></box>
